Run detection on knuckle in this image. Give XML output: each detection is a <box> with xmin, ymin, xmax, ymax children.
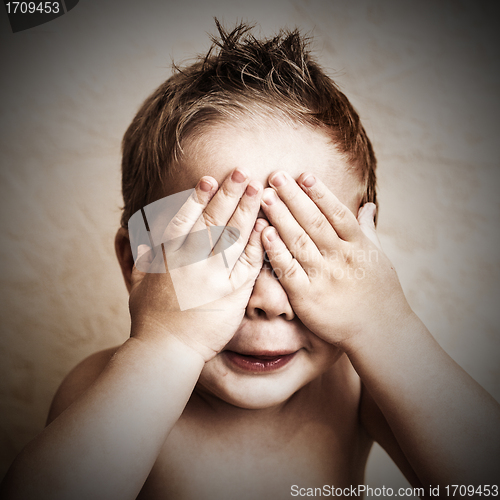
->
<box><xmin>189</xmin><ymin>191</ymin><xmax>204</xmax><ymax>207</ymax></box>
<box><xmin>240</xmin><ymin>243</ymin><xmax>259</xmax><ymax>268</ymax></box>
<box><xmin>170</xmin><ymin>212</ymin><xmax>193</xmax><ymax>229</ymax></box>
<box><xmin>340</xmin><ymin>242</ymin><xmax>354</xmax><ymax>264</ymax></box>
<box><xmin>234</xmin><ymin>199</ymin><xmax>255</xmax><ymax>221</ymax></box>
<box><xmin>220</xmin><ymin>226</ymin><xmax>240</xmax><ymax>247</ymax></box>
<box><xmin>221</xmin><ymin>181</ymin><xmax>241</xmax><ymax>200</ymax></box>
<box><xmin>202</xmin><ymin>210</ymin><xmax>218</xmax><ymax>227</ymax></box>
<box><xmin>309</xmin><ymin>212</ymin><xmax>327</xmax><ymax>232</ymax></box>
<box><xmin>312</xmin><ymin>185</ymin><xmax>326</xmax><ymax>201</ymax></box>
<box><xmin>343</xmin><ymin>252</ymin><xmax>354</xmax><ymax>266</ymax></box>
<box><xmin>284</xmin><ymin>259</ymin><xmax>300</xmax><ymax>279</ymax></box>
<box><xmin>238</xmin><ymin>252</ymin><xmax>252</xmax><ymax>271</ymax></box>
<box><xmin>291</xmin><ymin>232</ymin><xmax>310</xmax><ymax>253</ymax></box>
<box><xmin>331</xmin><ymin>203</ymin><xmax>346</xmax><ymax>221</ymax></box>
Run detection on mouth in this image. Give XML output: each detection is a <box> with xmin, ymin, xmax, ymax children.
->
<box><xmin>222</xmin><ymin>350</ymin><xmax>298</xmax><ymax>373</ymax></box>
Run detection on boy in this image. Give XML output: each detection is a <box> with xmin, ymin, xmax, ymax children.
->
<box><xmin>1</xmin><ymin>22</ymin><xmax>499</xmax><ymax>500</ymax></box>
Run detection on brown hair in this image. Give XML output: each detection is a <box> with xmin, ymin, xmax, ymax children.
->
<box><xmin>120</xmin><ymin>20</ymin><xmax>377</xmax><ymax>228</ymax></box>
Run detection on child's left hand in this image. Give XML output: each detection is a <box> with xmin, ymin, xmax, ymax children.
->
<box><xmin>260</xmin><ymin>171</ymin><xmax>414</xmax><ymax>350</ymax></box>
<box><xmin>261</xmin><ymin>172</ymin><xmax>500</xmax><ymax>488</ymax></box>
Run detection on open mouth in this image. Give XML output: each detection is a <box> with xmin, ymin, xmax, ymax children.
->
<box><xmin>223</xmin><ymin>350</ymin><xmax>297</xmax><ymax>373</ymax></box>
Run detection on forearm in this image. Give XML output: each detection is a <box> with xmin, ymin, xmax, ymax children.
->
<box><xmin>346</xmin><ymin>311</ymin><xmax>500</xmax><ymax>487</ymax></box>
<box><xmin>1</xmin><ymin>334</ymin><xmax>204</xmax><ymax>500</ymax></box>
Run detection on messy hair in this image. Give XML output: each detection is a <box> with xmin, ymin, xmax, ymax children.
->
<box><xmin>120</xmin><ymin>20</ymin><xmax>377</xmax><ymax>228</ymax></box>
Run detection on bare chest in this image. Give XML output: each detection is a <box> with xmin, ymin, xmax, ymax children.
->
<box><xmin>137</xmin><ymin>392</ymin><xmax>370</xmax><ymax>499</ymax></box>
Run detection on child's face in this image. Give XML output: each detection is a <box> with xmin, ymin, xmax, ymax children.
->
<box><xmin>167</xmin><ymin>115</ymin><xmax>363</xmax><ymax>409</ymax></box>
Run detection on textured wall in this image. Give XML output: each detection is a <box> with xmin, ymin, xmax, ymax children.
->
<box><xmin>1</xmin><ymin>0</ymin><xmax>499</xmax><ymax>491</ymax></box>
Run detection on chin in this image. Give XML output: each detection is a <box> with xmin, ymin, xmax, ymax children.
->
<box><xmin>196</xmin><ymin>348</ymin><xmax>342</xmax><ymax>410</ymax></box>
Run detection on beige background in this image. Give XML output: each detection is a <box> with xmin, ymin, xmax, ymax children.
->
<box><xmin>1</xmin><ymin>0</ymin><xmax>499</xmax><ymax>492</ymax></box>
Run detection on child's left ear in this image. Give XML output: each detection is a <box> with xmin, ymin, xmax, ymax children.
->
<box><xmin>115</xmin><ymin>227</ymin><xmax>134</xmax><ymax>293</ymax></box>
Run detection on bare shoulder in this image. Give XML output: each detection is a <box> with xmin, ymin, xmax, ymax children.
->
<box><xmin>46</xmin><ymin>345</ymin><xmax>121</xmax><ymax>425</ymax></box>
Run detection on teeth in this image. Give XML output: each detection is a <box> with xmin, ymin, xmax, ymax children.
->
<box><xmin>225</xmin><ymin>350</ymin><xmax>294</xmax><ymax>360</ymax></box>
<box><xmin>243</xmin><ymin>354</ymin><xmax>284</xmax><ymax>360</ymax></box>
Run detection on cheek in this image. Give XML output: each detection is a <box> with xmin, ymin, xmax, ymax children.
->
<box><xmin>197</xmin><ymin>355</ymin><xmax>231</xmax><ymax>395</ymax></box>
<box><xmin>198</xmin><ymin>340</ymin><xmax>342</xmax><ymax>391</ymax></box>
<box><xmin>305</xmin><ymin>337</ymin><xmax>343</xmax><ymax>373</ymax></box>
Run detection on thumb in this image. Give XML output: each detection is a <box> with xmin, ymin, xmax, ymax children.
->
<box><xmin>131</xmin><ymin>244</ymin><xmax>152</xmax><ymax>288</ymax></box>
<box><xmin>357</xmin><ymin>203</ymin><xmax>381</xmax><ymax>249</ymax></box>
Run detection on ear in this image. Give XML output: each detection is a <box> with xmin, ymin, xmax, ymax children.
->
<box><xmin>115</xmin><ymin>227</ymin><xmax>134</xmax><ymax>293</ymax></box>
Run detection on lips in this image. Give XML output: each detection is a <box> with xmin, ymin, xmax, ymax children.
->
<box><xmin>223</xmin><ymin>350</ymin><xmax>297</xmax><ymax>373</ymax></box>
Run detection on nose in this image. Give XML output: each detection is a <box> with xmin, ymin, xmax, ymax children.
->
<box><xmin>246</xmin><ymin>262</ymin><xmax>295</xmax><ymax>320</ymax></box>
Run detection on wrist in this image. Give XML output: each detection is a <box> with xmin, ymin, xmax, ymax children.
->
<box><xmin>131</xmin><ymin>314</ymin><xmax>231</xmax><ymax>363</ymax></box>
<box><xmin>340</xmin><ymin>303</ymin><xmax>420</xmax><ymax>359</ymax></box>
<box><xmin>128</xmin><ymin>322</ymin><xmax>207</xmax><ymax>369</ymax></box>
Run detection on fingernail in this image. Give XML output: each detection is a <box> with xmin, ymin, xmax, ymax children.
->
<box><xmin>302</xmin><ymin>174</ymin><xmax>316</xmax><ymax>188</ymax></box>
<box><xmin>232</xmin><ymin>168</ymin><xmax>248</xmax><ymax>183</ymax></box>
<box><xmin>199</xmin><ymin>179</ymin><xmax>213</xmax><ymax>192</ymax></box>
<box><xmin>245</xmin><ymin>182</ymin><xmax>260</xmax><ymax>197</ymax></box>
<box><xmin>262</xmin><ymin>189</ymin><xmax>278</xmax><ymax>205</ymax></box>
<box><xmin>271</xmin><ymin>173</ymin><xmax>287</xmax><ymax>188</ymax></box>
<box><xmin>266</xmin><ymin>227</ymin><xmax>278</xmax><ymax>241</ymax></box>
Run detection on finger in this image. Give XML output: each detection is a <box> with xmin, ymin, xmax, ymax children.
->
<box><xmin>231</xmin><ymin>218</ymin><xmax>269</xmax><ymax>287</ymax></box>
<box><xmin>261</xmin><ymin>226</ymin><xmax>309</xmax><ymax>294</ymax></box>
<box><xmin>268</xmin><ymin>171</ymin><xmax>338</xmax><ymax>249</ymax></box>
<box><xmin>261</xmin><ymin>187</ymin><xmax>322</xmax><ymax>272</ymax></box>
<box><xmin>161</xmin><ymin>176</ymin><xmax>218</xmax><ymax>252</ymax></box>
<box><xmin>202</xmin><ymin>168</ymin><xmax>250</xmax><ymax>229</ymax></box>
<box><xmin>213</xmin><ymin>180</ymin><xmax>263</xmax><ymax>270</ymax></box>
<box><xmin>131</xmin><ymin>244</ymin><xmax>153</xmax><ymax>287</ymax></box>
<box><xmin>177</xmin><ymin>176</ymin><xmax>260</xmax><ymax>271</ymax></box>
<box><xmin>357</xmin><ymin>203</ymin><xmax>381</xmax><ymax>249</ymax></box>
<box><xmin>297</xmin><ymin>173</ymin><xmax>361</xmax><ymax>242</ymax></box>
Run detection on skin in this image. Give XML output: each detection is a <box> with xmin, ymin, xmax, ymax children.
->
<box><xmin>174</xmin><ymin>119</ymin><xmax>362</xmax><ymax>410</ymax></box>
<box><xmin>1</xmin><ymin>117</ymin><xmax>499</xmax><ymax>500</ymax></box>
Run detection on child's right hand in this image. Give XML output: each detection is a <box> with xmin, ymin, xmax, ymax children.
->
<box><xmin>128</xmin><ymin>169</ymin><xmax>267</xmax><ymax>363</ymax></box>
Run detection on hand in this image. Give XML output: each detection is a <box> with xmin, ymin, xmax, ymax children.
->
<box><xmin>129</xmin><ymin>169</ymin><xmax>267</xmax><ymax>362</ymax></box>
<box><xmin>260</xmin><ymin>171</ymin><xmax>413</xmax><ymax>349</ymax></box>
